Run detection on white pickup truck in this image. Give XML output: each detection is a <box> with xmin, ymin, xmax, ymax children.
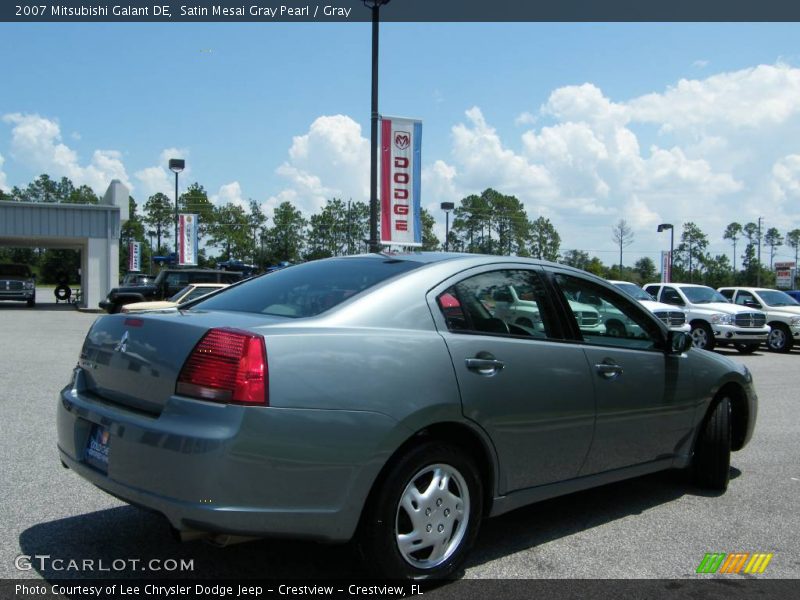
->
<box><xmin>717</xmin><ymin>287</ymin><xmax>800</xmax><ymax>353</ymax></box>
<box><xmin>643</xmin><ymin>283</ymin><xmax>770</xmax><ymax>353</ymax></box>
<box><xmin>608</xmin><ymin>280</ymin><xmax>691</xmax><ymax>333</ymax></box>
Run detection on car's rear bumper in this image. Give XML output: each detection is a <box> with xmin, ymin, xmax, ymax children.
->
<box><xmin>57</xmin><ymin>379</ymin><xmax>401</xmax><ymax>542</ymax></box>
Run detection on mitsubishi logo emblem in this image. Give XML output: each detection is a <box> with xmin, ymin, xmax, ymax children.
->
<box><xmin>115</xmin><ymin>331</ymin><xmax>129</xmax><ymax>353</ymax></box>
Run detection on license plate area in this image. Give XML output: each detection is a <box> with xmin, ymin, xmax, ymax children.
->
<box><xmin>84</xmin><ymin>424</ymin><xmax>110</xmax><ymax>473</ymax></box>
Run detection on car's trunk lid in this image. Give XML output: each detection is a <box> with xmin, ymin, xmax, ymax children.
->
<box><xmin>78</xmin><ymin>310</ymin><xmax>285</xmax><ymax>414</ymax></box>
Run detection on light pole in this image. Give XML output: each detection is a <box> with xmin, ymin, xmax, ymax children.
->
<box><xmin>364</xmin><ymin>0</ymin><xmax>391</xmax><ymax>253</ymax></box>
<box><xmin>441</xmin><ymin>202</ymin><xmax>455</xmax><ymax>251</ymax></box>
<box><xmin>169</xmin><ymin>158</ymin><xmax>185</xmax><ymax>262</ymax></box>
<box><xmin>657</xmin><ymin>223</ymin><xmax>674</xmax><ymax>282</ymax></box>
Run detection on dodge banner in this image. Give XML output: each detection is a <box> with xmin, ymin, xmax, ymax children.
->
<box><xmin>127</xmin><ymin>241</ymin><xmax>141</xmax><ymax>272</ymax></box>
<box><xmin>381</xmin><ymin>116</ymin><xmax>422</xmax><ymax>247</ymax></box>
<box><xmin>178</xmin><ymin>213</ymin><xmax>199</xmax><ymax>266</ymax></box>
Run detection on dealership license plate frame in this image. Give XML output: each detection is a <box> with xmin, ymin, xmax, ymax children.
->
<box><xmin>84</xmin><ymin>424</ymin><xmax>111</xmax><ymax>473</ymax></box>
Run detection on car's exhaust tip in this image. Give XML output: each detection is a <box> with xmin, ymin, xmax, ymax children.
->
<box><xmin>170</xmin><ymin>527</ymin><xmax>257</xmax><ymax>547</ymax></box>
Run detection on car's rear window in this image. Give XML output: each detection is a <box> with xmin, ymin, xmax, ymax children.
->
<box><xmin>0</xmin><ymin>264</ymin><xmax>31</xmax><ymax>277</ymax></box>
<box><xmin>193</xmin><ymin>257</ymin><xmax>423</xmax><ymax>318</ymax></box>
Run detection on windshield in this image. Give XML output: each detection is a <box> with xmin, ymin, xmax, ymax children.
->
<box><xmin>757</xmin><ymin>289</ymin><xmax>800</xmax><ymax>307</ymax></box>
<box><xmin>613</xmin><ymin>282</ymin><xmax>652</xmax><ymax>301</ymax></box>
<box><xmin>682</xmin><ymin>286</ymin><xmax>729</xmax><ymax>304</ymax></box>
<box><xmin>169</xmin><ymin>285</ymin><xmax>193</xmax><ymax>302</ymax></box>
<box><xmin>194</xmin><ymin>257</ymin><xmax>423</xmax><ymax>318</ymax></box>
<box><xmin>0</xmin><ymin>264</ymin><xmax>32</xmax><ymax>278</ymax></box>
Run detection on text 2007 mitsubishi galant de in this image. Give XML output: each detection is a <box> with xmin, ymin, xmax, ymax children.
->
<box><xmin>58</xmin><ymin>253</ymin><xmax>757</xmax><ymax>579</ymax></box>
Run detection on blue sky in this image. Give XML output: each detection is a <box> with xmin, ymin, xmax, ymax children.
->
<box><xmin>2</xmin><ymin>22</ymin><xmax>800</xmax><ymax>263</ymax></box>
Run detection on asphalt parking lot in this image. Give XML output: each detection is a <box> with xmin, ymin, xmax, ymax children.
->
<box><xmin>1</xmin><ymin>296</ymin><xmax>798</xmax><ymax>583</ymax></box>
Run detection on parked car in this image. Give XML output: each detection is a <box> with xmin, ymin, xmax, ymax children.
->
<box><xmin>492</xmin><ymin>281</ymin><xmax>605</xmax><ymax>336</ymax></box>
<box><xmin>784</xmin><ymin>290</ymin><xmax>800</xmax><ymax>303</ymax></box>
<box><xmin>59</xmin><ymin>254</ymin><xmax>757</xmax><ymax>579</ymax></box>
<box><xmin>609</xmin><ymin>280</ymin><xmax>691</xmax><ymax>333</ymax></box>
<box><xmin>120</xmin><ymin>283</ymin><xmax>229</xmax><ymax>313</ymax></box>
<box><xmin>120</xmin><ymin>272</ymin><xmax>154</xmax><ymax>287</ymax></box>
<box><xmin>0</xmin><ymin>263</ymin><xmax>35</xmax><ymax>307</ymax></box>
<box><xmin>717</xmin><ymin>287</ymin><xmax>800</xmax><ymax>352</ymax></box>
<box><xmin>99</xmin><ymin>268</ymin><xmax>243</xmax><ymax>313</ymax></box>
<box><xmin>643</xmin><ymin>283</ymin><xmax>770</xmax><ymax>353</ymax></box>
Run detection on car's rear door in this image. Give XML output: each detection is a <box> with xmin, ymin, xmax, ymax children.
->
<box><xmin>428</xmin><ymin>265</ymin><xmax>596</xmax><ymax>494</ymax></box>
<box><xmin>548</xmin><ymin>269</ymin><xmax>696</xmax><ymax>473</ymax></box>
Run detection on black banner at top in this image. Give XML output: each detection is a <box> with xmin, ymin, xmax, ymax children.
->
<box><xmin>3</xmin><ymin>0</ymin><xmax>800</xmax><ymax>23</ymax></box>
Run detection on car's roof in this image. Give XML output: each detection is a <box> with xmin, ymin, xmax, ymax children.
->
<box><xmin>187</xmin><ymin>283</ymin><xmax>228</xmax><ymax>288</ymax></box>
<box><xmin>718</xmin><ymin>286</ymin><xmax>780</xmax><ymax>292</ymax></box>
<box><xmin>645</xmin><ymin>282</ymin><xmax>708</xmax><ymax>288</ymax></box>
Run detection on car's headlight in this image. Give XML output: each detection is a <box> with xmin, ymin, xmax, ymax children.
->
<box><xmin>709</xmin><ymin>313</ymin><xmax>733</xmax><ymax>325</ymax></box>
<box><xmin>791</xmin><ymin>316</ymin><xmax>800</xmax><ymax>327</ymax></box>
<box><xmin>23</xmin><ymin>281</ymin><xmax>34</xmax><ymax>289</ymax></box>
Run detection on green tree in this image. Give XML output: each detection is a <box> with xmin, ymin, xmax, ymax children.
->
<box><xmin>248</xmin><ymin>199</ymin><xmax>268</xmax><ymax>263</ymax></box>
<box><xmin>633</xmin><ymin>257</ymin><xmax>657</xmax><ymax>283</ymax></box>
<box><xmin>420</xmin><ymin>207</ymin><xmax>439</xmax><ymax>251</ymax></box>
<box><xmin>179</xmin><ymin>182</ymin><xmax>215</xmax><ymax>241</ymax></box>
<box><xmin>764</xmin><ymin>227</ymin><xmax>783</xmax><ymax>269</ymax></box>
<box><xmin>120</xmin><ymin>197</ymin><xmax>149</xmax><ymax>273</ymax></box>
<box><xmin>786</xmin><ymin>229</ymin><xmax>800</xmax><ymax>286</ymax></box>
<box><xmin>266</xmin><ymin>201</ymin><xmax>307</xmax><ymax>263</ymax></box>
<box><xmin>674</xmin><ymin>222</ymin><xmax>709</xmax><ymax>282</ymax></box>
<box><xmin>703</xmin><ymin>254</ymin><xmax>734</xmax><ymax>289</ymax></box>
<box><xmin>25</xmin><ymin>174</ymin><xmax>59</xmax><ymax>202</ymax></box>
<box><xmin>723</xmin><ymin>222</ymin><xmax>743</xmax><ymax>272</ymax></box>
<box><xmin>210</xmin><ymin>203</ymin><xmax>252</xmax><ymax>260</ymax></box>
<box><xmin>143</xmin><ymin>192</ymin><xmax>174</xmax><ymax>254</ymax></box>
<box><xmin>586</xmin><ymin>257</ymin><xmax>607</xmax><ymax>277</ymax></box>
<box><xmin>561</xmin><ymin>249</ymin><xmax>591</xmax><ymax>271</ymax></box>
<box><xmin>528</xmin><ymin>216</ymin><xmax>561</xmax><ymax>261</ymax></box>
<box><xmin>64</xmin><ymin>184</ymin><xmax>99</xmax><ymax>204</ymax></box>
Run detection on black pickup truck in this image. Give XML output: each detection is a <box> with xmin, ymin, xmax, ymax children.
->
<box><xmin>99</xmin><ymin>268</ymin><xmax>243</xmax><ymax>313</ymax></box>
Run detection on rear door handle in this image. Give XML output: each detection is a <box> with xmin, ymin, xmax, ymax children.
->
<box><xmin>595</xmin><ymin>361</ymin><xmax>623</xmax><ymax>379</ymax></box>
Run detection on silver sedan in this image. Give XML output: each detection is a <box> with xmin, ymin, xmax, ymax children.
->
<box><xmin>57</xmin><ymin>253</ymin><xmax>757</xmax><ymax>579</ymax></box>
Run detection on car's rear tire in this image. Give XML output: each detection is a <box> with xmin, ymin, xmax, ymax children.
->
<box><xmin>690</xmin><ymin>322</ymin><xmax>716</xmax><ymax>351</ymax></box>
<box><xmin>357</xmin><ymin>441</ymin><xmax>483</xmax><ymax>580</ymax></box>
<box><xmin>767</xmin><ymin>323</ymin><xmax>793</xmax><ymax>353</ymax></box>
<box><xmin>605</xmin><ymin>320</ymin><xmax>626</xmax><ymax>338</ymax></box>
<box><xmin>692</xmin><ymin>397</ymin><xmax>731</xmax><ymax>491</ymax></box>
<box><xmin>734</xmin><ymin>342</ymin><xmax>760</xmax><ymax>354</ymax></box>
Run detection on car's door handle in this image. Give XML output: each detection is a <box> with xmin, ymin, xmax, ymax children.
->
<box><xmin>595</xmin><ymin>361</ymin><xmax>623</xmax><ymax>379</ymax></box>
<box><xmin>465</xmin><ymin>357</ymin><xmax>505</xmax><ymax>376</ymax></box>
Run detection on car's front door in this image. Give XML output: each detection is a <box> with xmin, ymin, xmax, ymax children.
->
<box><xmin>549</xmin><ymin>270</ymin><xmax>696</xmax><ymax>473</ymax></box>
<box><xmin>430</xmin><ymin>266</ymin><xmax>596</xmax><ymax>494</ymax></box>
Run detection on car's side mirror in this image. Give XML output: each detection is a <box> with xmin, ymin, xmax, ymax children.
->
<box><xmin>667</xmin><ymin>331</ymin><xmax>692</xmax><ymax>355</ymax></box>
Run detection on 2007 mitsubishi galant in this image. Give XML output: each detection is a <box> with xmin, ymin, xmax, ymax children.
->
<box><xmin>57</xmin><ymin>253</ymin><xmax>757</xmax><ymax>579</ymax></box>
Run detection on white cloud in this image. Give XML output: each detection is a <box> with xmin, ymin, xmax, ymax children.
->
<box><xmin>0</xmin><ymin>153</ymin><xmax>8</xmax><ymax>192</ymax></box>
<box><xmin>210</xmin><ymin>181</ymin><xmax>248</xmax><ymax>210</ymax></box>
<box><xmin>2</xmin><ymin>112</ymin><xmax>132</xmax><ymax>194</ymax></box>
<box><xmin>134</xmin><ymin>147</ymin><xmax>191</xmax><ymax>202</ymax></box>
<box><xmin>771</xmin><ymin>154</ymin><xmax>800</xmax><ymax>203</ymax></box>
<box><xmin>265</xmin><ymin>114</ymin><xmax>370</xmax><ymax>217</ymax></box>
<box><xmin>514</xmin><ymin>111</ymin><xmax>537</xmax><ymax>126</ymax></box>
<box><xmin>692</xmin><ymin>59</ymin><xmax>709</xmax><ymax>69</ymax></box>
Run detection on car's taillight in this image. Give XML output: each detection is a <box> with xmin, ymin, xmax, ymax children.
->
<box><xmin>176</xmin><ymin>328</ymin><xmax>268</xmax><ymax>406</ymax></box>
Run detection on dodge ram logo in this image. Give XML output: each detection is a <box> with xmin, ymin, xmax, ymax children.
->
<box><xmin>394</xmin><ymin>132</ymin><xmax>410</xmax><ymax>150</ymax></box>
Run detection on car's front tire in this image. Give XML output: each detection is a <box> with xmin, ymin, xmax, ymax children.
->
<box><xmin>26</xmin><ymin>298</ymin><xmax>35</xmax><ymax>308</ymax></box>
<box><xmin>692</xmin><ymin>397</ymin><xmax>731</xmax><ymax>491</ymax></box>
<box><xmin>690</xmin><ymin>322</ymin><xmax>716</xmax><ymax>351</ymax></box>
<box><xmin>767</xmin><ymin>323</ymin><xmax>793</xmax><ymax>353</ymax></box>
<box><xmin>358</xmin><ymin>441</ymin><xmax>483</xmax><ymax>580</ymax></box>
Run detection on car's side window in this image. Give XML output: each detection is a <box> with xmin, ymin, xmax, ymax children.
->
<box><xmin>553</xmin><ymin>274</ymin><xmax>662</xmax><ymax>351</ymax></box>
<box><xmin>719</xmin><ymin>289</ymin><xmax>734</xmax><ymax>300</ymax></box>
<box><xmin>436</xmin><ymin>269</ymin><xmax>558</xmax><ymax>339</ymax></box>
<box><xmin>735</xmin><ymin>291</ymin><xmax>756</xmax><ymax>306</ymax></box>
<box><xmin>661</xmin><ymin>287</ymin><xmax>684</xmax><ymax>305</ymax></box>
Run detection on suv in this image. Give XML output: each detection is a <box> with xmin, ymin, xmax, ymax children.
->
<box><xmin>718</xmin><ymin>287</ymin><xmax>800</xmax><ymax>353</ymax></box>
<box><xmin>609</xmin><ymin>280</ymin><xmax>691</xmax><ymax>333</ymax></box>
<box><xmin>643</xmin><ymin>283</ymin><xmax>770</xmax><ymax>353</ymax></box>
<box><xmin>100</xmin><ymin>268</ymin><xmax>243</xmax><ymax>313</ymax></box>
<box><xmin>0</xmin><ymin>263</ymin><xmax>36</xmax><ymax>307</ymax></box>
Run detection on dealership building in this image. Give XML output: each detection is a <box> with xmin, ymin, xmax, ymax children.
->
<box><xmin>0</xmin><ymin>180</ymin><xmax>128</xmax><ymax>309</ymax></box>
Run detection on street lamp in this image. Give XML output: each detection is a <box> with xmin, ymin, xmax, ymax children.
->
<box><xmin>441</xmin><ymin>202</ymin><xmax>455</xmax><ymax>251</ymax></box>
<box><xmin>364</xmin><ymin>0</ymin><xmax>391</xmax><ymax>253</ymax></box>
<box><xmin>657</xmin><ymin>223</ymin><xmax>674</xmax><ymax>283</ymax></box>
<box><xmin>169</xmin><ymin>158</ymin><xmax>185</xmax><ymax>262</ymax></box>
